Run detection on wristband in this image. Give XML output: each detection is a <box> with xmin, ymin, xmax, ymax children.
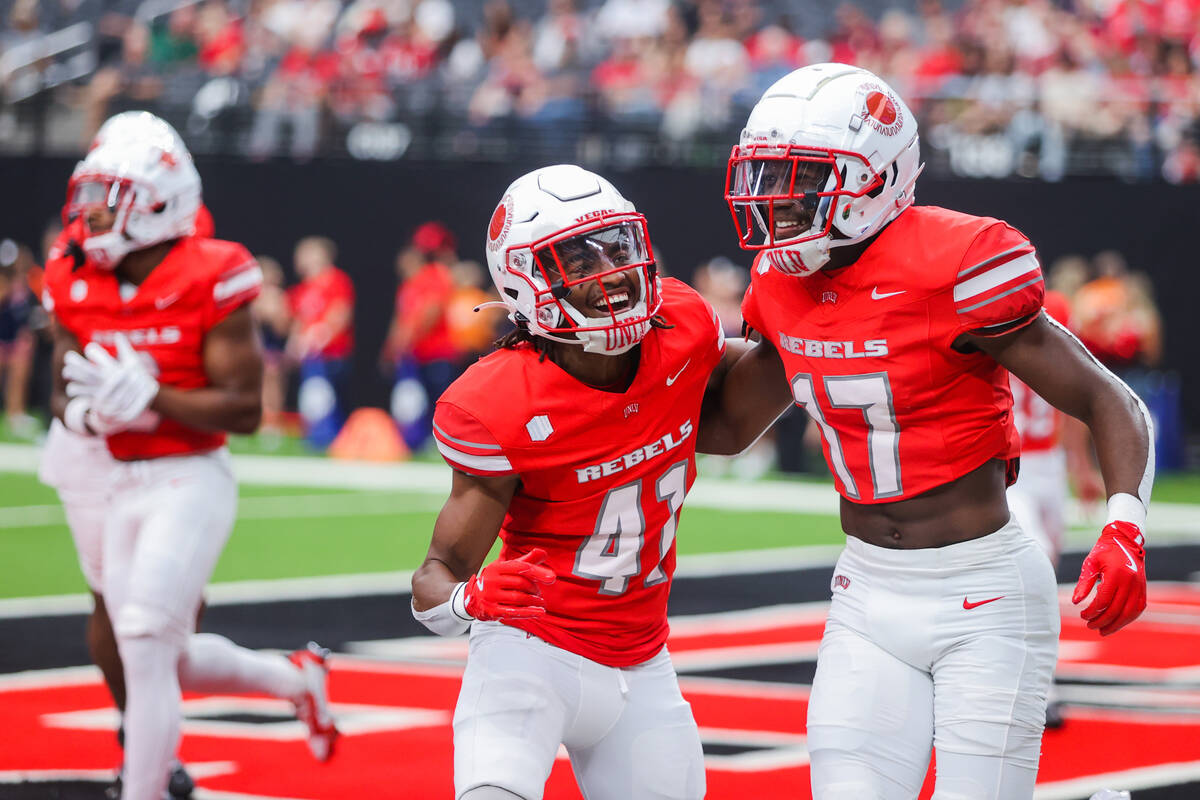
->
<box><xmin>1105</xmin><ymin>493</ymin><xmax>1147</xmax><ymax>540</ymax></box>
<box><xmin>63</xmin><ymin>396</ymin><xmax>93</xmax><ymax>436</ymax></box>
<box><xmin>450</xmin><ymin>580</ymin><xmax>473</xmax><ymax>622</ymax></box>
<box><xmin>411</xmin><ymin>582</ymin><xmax>473</xmax><ymax>637</ymax></box>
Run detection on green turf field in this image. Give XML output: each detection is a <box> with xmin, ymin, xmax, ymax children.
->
<box><xmin>3</xmin><ymin>440</ymin><xmax>1197</xmax><ymax>599</ymax></box>
<box><xmin>0</xmin><ymin>470</ymin><xmax>846</xmax><ymax>598</ymax></box>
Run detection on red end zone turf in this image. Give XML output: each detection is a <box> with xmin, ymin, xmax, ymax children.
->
<box><xmin>3</xmin><ymin>584</ymin><xmax>1199</xmax><ymax>799</ymax></box>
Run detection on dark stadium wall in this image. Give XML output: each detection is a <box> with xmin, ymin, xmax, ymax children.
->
<box><xmin>4</xmin><ymin>156</ymin><xmax>1196</xmax><ymax>439</ymax></box>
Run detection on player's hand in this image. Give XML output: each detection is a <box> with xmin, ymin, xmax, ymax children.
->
<box><xmin>62</xmin><ymin>350</ymin><xmax>106</xmax><ymax>397</ymax></box>
<box><xmin>86</xmin><ymin>334</ymin><xmax>160</xmax><ymax>426</ymax></box>
<box><xmin>1072</xmin><ymin>521</ymin><xmax>1147</xmax><ymax>636</ymax></box>
<box><xmin>462</xmin><ymin>549</ymin><xmax>556</xmax><ymax>622</ymax></box>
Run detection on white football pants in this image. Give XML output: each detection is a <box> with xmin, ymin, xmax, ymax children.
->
<box><xmin>808</xmin><ymin>518</ymin><xmax>1059</xmax><ymax>800</ymax></box>
<box><xmin>1007</xmin><ymin>449</ymin><xmax>1068</xmax><ymax>565</ymax></box>
<box><xmin>454</xmin><ymin>621</ymin><xmax>706</xmax><ymax>800</ymax></box>
<box><xmin>39</xmin><ymin>420</ymin><xmax>115</xmax><ymax>591</ymax></box>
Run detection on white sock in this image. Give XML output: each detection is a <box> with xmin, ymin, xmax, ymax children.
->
<box><xmin>179</xmin><ymin>633</ymin><xmax>305</xmax><ymax>702</ymax></box>
<box><xmin>118</xmin><ymin>635</ymin><xmax>181</xmax><ymax>800</ymax></box>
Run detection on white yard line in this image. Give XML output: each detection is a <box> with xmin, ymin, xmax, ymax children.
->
<box><xmin>2</xmin><ymin>442</ymin><xmax>1198</xmax><ymax>530</ymax></box>
<box><xmin>1033</xmin><ymin>760</ymin><xmax>1200</xmax><ymax>799</ymax></box>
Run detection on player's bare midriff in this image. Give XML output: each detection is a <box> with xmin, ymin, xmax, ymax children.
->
<box><xmin>840</xmin><ymin>459</ymin><xmax>1012</xmax><ymax>549</ymax></box>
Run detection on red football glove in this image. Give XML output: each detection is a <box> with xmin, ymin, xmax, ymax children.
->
<box><xmin>463</xmin><ymin>548</ymin><xmax>556</xmax><ymax>622</ymax></box>
<box><xmin>1072</xmin><ymin>521</ymin><xmax>1147</xmax><ymax>636</ymax></box>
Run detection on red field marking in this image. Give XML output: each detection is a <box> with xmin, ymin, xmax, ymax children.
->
<box><xmin>4</xmin><ymin>582</ymin><xmax>1200</xmax><ymax>799</ymax></box>
<box><xmin>668</xmin><ymin>623</ymin><xmax>829</xmax><ymax>652</ymax></box>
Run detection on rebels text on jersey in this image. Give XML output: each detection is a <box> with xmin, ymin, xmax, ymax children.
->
<box><xmin>43</xmin><ymin>237</ymin><xmax>262</xmax><ymax>460</ymax></box>
<box><xmin>433</xmin><ymin>278</ymin><xmax>725</xmax><ymax>667</ymax></box>
<box><xmin>742</xmin><ymin>205</ymin><xmax>1045</xmax><ymax>503</ymax></box>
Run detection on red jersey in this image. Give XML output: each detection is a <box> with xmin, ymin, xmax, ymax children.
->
<box><xmin>44</xmin><ymin>237</ymin><xmax>262</xmax><ymax>461</ymax></box>
<box><xmin>433</xmin><ymin>279</ymin><xmax>724</xmax><ymax>667</ymax></box>
<box><xmin>742</xmin><ymin>205</ymin><xmax>1045</xmax><ymax>503</ymax></box>
<box><xmin>289</xmin><ymin>266</ymin><xmax>355</xmax><ymax>359</ymax></box>
<box><xmin>395</xmin><ymin>262</ymin><xmax>457</xmax><ymax>362</ymax></box>
<box><xmin>1009</xmin><ymin>289</ymin><xmax>1071</xmax><ymax>454</ymax></box>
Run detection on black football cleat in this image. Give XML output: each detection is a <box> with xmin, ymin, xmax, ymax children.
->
<box><xmin>168</xmin><ymin>760</ymin><xmax>195</xmax><ymax>798</ymax></box>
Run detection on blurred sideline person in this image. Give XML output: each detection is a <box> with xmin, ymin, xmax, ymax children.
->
<box><xmin>446</xmin><ymin>259</ymin><xmax>505</xmax><ymax>363</ymax></box>
<box><xmin>724</xmin><ymin>64</ymin><xmax>1153</xmax><ymax>799</ymax></box>
<box><xmin>0</xmin><ymin>239</ymin><xmax>37</xmax><ymax>436</ymax></box>
<box><xmin>250</xmin><ymin>255</ymin><xmax>292</xmax><ymax>435</ymax></box>
<box><xmin>287</xmin><ymin>235</ymin><xmax>354</xmax><ymax>448</ymax></box>
<box><xmin>382</xmin><ymin>221</ymin><xmax>459</xmax><ymax>451</ymax></box>
<box><xmin>411</xmin><ymin>164</ymin><xmax>792</xmax><ymax>800</ymax></box>
<box><xmin>1008</xmin><ymin>289</ymin><xmax>1104</xmax><ymax>730</ymax></box>
<box><xmin>42</xmin><ymin>112</ymin><xmax>337</xmax><ymax>800</ymax></box>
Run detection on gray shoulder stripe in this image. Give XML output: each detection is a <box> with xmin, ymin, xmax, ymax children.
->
<box><xmin>432</xmin><ymin>420</ymin><xmax>503</xmax><ymax>451</ymax></box>
<box><xmin>957</xmin><ymin>242</ymin><xmax>1033</xmax><ymax>279</ymax></box>
<box><xmin>956</xmin><ymin>275</ymin><xmax>1043</xmax><ymax>313</ymax></box>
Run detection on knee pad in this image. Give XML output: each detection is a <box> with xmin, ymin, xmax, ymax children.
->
<box><xmin>459</xmin><ymin>786</ymin><xmax>528</xmax><ymax>800</ymax></box>
<box><xmin>114</xmin><ymin>602</ymin><xmax>187</xmax><ymax>647</ymax></box>
<box><xmin>809</xmin><ymin>747</ymin><xmax>905</xmax><ymax>800</ymax></box>
<box><xmin>630</xmin><ymin>722</ymin><xmax>706</xmax><ymax>799</ymax></box>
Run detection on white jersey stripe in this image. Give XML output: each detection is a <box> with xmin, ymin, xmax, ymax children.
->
<box><xmin>956</xmin><ymin>242</ymin><xmax>1032</xmax><ymax>278</ymax></box>
<box><xmin>957</xmin><ymin>275</ymin><xmax>1043</xmax><ymax>314</ymax></box>
<box><xmin>954</xmin><ymin>252</ymin><xmax>1041</xmax><ymax>302</ymax></box>
<box><xmin>432</xmin><ymin>421</ymin><xmax>502</xmax><ymax>451</ymax></box>
<box><xmin>213</xmin><ymin>264</ymin><xmax>263</xmax><ymax>302</ymax></box>
<box><xmin>434</xmin><ymin>439</ymin><xmax>513</xmax><ymax>473</ymax></box>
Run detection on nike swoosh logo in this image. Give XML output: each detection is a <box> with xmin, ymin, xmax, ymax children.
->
<box><xmin>155</xmin><ymin>292</ymin><xmax>180</xmax><ymax>310</ymax></box>
<box><xmin>871</xmin><ymin>287</ymin><xmax>906</xmax><ymax>300</ymax></box>
<box><xmin>963</xmin><ymin>595</ymin><xmax>1005</xmax><ymax>610</ymax></box>
<box><xmin>1114</xmin><ymin>539</ymin><xmax>1139</xmax><ymax>572</ymax></box>
<box><xmin>666</xmin><ymin>359</ymin><xmax>691</xmax><ymax>386</ymax></box>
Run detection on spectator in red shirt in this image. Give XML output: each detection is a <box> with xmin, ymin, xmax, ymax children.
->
<box><xmin>382</xmin><ymin>222</ymin><xmax>460</xmax><ymax>450</ymax></box>
<box><xmin>287</xmin><ymin>236</ymin><xmax>355</xmax><ymax>448</ymax></box>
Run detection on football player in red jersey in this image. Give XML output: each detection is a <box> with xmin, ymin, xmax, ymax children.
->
<box><xmin>39</xmin><ymin>111</ymin><xmax>215</xmax><ymax>798</ymax></box>
<box><xmin>410</xmin><ymin>164</ymin><xmax>792</xmax><ymax>800</ymax></box>
<box><xmin>42</xmin><ymin>117</ymin><xmax>338</xmax><ymax>800</ymax></box>
<box><xmin>724</xmin><ymin>64</ymin><xmax>1154</xmax><ymax>799</ymax></box>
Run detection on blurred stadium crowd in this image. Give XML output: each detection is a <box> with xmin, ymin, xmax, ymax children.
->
<box><xmin>4</xmin><ymin>0</ymin><xmax>1200</xmax><ymax>179</ymax></box>
<box><xmin>0</xmin><ymin>217</ymin><xmax>1167</xmax><ymax>468</ymax></box>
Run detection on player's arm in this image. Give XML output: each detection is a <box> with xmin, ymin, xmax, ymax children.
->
<box><xmin>964</xmin><ymin>312</ymin><xmax>1153</xmax><ymax>635</ymax></box>
<box><xmin>411</xmin><ymin>469</ymin><xmax>554</xmax><ymax>636</ymax></box>
<box><xmin>151</xmin><ymin>305</ymin><xmax>263</xmax><ymax>433</ymax></box>
<box><xmin>49</xmin><ymin>317</ymin><xmax>82</xmax><ymax>423</ymax></box>
<box><xmin>697</xmin><ymin>334</ymin><xmax>794</xmax><ymax>455</ymax></box>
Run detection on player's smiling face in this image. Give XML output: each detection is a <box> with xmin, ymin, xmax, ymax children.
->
<box><xmin>738</xmin><ymin>157</ymin><xmax>833</xmax><ymax>243</ymax></box>
<box><xmin>539</xmin><ymin>223</ymin><xmax>644</xmax><ymax>319</ymax></box>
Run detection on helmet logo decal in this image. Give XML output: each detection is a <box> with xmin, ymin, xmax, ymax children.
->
<box><xmin>486</xmin><ymin>195</ymin><xmax>512</xmax><ymax>253</ymax></box>
<box><xmin>860</xmin><ymin>85</ymin><xmax>903</xmax><ymax>137</ymax></box>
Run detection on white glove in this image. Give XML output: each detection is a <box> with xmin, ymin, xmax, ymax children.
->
<box><xmin>62</xmin><ymin>350</ymin><xmax>105</xmax><ymax>397</ymax></box>
<box><xmin>77</xmin><ymin>334</ymin><xmax>160</xmax><ymax>431</ymax></box>
<box><xmin>63</xmin><ymin>349</ymin><xmax>122</xmax><ymax>436</ymax></box>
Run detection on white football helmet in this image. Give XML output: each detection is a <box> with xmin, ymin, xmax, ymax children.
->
<box><xmin>484</xmin><ymin>164</ymin><xmax>662</xmax><ymax>355</ymax></box>
<box><xmin>725</xmin><ymin>63</ymin><xmax>924</xmax><ymax>276</ymax></box>
<box><xmin>89</xmin><ymin>110</ymin><xmax>190</xmax><ymax>157</ymax></box>
<box><xmin>65</xmin><ymin>115</ymin><xmax>201</xmax><ymax>269</ymax></box>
